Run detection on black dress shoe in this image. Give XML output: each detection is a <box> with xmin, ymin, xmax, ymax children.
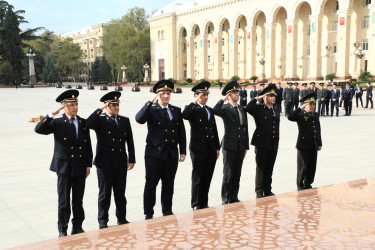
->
<box><xmin>192</xmin><ymin>205</ymin><xmax>201</xmax><ymax>211</ymax></box>
<box><xmin>264</xmin><ymin>192</ymin><xmax>275</xmax><ymax>196</ymax></box>
<box><xmin>163</xmin><ymin>211</ymin><xmax>174</xmax><ymax>216</ymax></box>
<box><xmin>222</xmin><ymin>200</ymin><xmax>229</xmax><ymax>205</ymax></box>
<box><xmin>59</xmin><ymin>231</ymin><xmax>67</xmax><ymax>237</ymax></box>
<box><xmin>256</xmin><ymin>194</ymin><xmax>264</xmax><ymax>199</ymax></box>
<box><xmin>228</xmin><ymin>199</ymin><xmax>240</xmax><ymax>204</ymax></box>
<box><xmin>71</xmin><ymin>227</ymin><xmax>84</xmax><ymax>235</ymax></box>
<box><xmin>202</xmin><ymin>205</ymin><xmax>209</xmax><ymax>209</ymax></box>
<box><xmin>99</xmin><ymin>224</ymin><xmax>108</xmax><ymax>229</ymax></box>
<box><xmin>117</xmin><ymin>220</ymin><xmax>129</xmax><ymax>225</ymax></box>
<box><xmin>145</xmin><ymin>214</ymin><xmax>153</xmax><ymax>220</ymax></box>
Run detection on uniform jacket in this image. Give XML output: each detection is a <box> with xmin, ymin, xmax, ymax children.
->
<box><xmin>330</xmin><ymin>88</ymin><xmax>341</xmax><ymax>100</ymax></box>
<box><xmin>282</xmin><ymin>88</ymin><xmax>293</xmax><ymax>103</ymax></box>
<box><xmin>246</xmin><ymin>99</ymin><xmax>280</xmax><ymax>150</ymax></box>
<box><xmin>213</xmin><ymin>100</ymin><xmax>249</xmax><ymax>152</ymax></box>
<box><xmin>307</xmin><ymin>87</ymin><xmax>318</xmax><ymax>96</ymax></box>
<box><xmin>288</xmin><ymin>108</ymin><xmax>322</xmax><ymax>151</ymax></box>
<box><xmin>300</xmin><ymin>89</ymin><xmax>309</xmax><ymax>99</ymax></box>
<box><xmin>276</xmin><ymin>87</ymin><xmax>283</xmax><ymax>101</ymax></box>
<box><xmin>135</xmin><ymin>101</ymin><xmax>186</xmax><ymax>160</ymax></box>
<box><xmin>86</xmin><ymin>109</ymin><xmax>135</xmax><ymax>169</ymax></box>
<box><xmin>364</xmin><ymin>85</ymin><xmax>373</xmax><ymax>98</ymax></box>
<box><xmin>35</xmin><ymin>113</ymin><xmax>93</xmax><ymax>177</ymax></box>
<box><xmin>317</xmin><ymin>88</ymin><xmax>328</xmax><ymax>101</ymax></box>
<box><xmin>250</xmin><ymin>90</ymin><xmax>258</xmax><ymax>99</ymax></box>
<box><xmin>292</xmin><ymin>88</ymin><xmax>300</xmax><ymax>103</ymax></box>
<box><xmin>342</xmin><ymin>88</ymin><xmax>354</xmax><ymax>101</ymax></box>
<box><xmin>239</xmin><ymin>89</ymin><xmax>248</xmax><ymax>107</ymax></box>
<box><xmin>182</xmin><ymin>103</ymin><xmax>220</xmax><ymax>152</ymax></box>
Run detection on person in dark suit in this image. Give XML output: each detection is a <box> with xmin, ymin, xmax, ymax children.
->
<box><xmin>292</xmin><ymin>82</ymin><xmax>300</xmax><ymax>111</ymax></box>
<box><xmin>35</xmin><ymin>90</ymin><xmax>93</xmax><ymax>237</ymax></box>
<box><xmin>86</xmin><ymin>91</ymin><xmax>136</xmax><ymax>229</ymax></box>
<box><xmin>325</xmin><ymin>85</ymin><xmax>331</xmax><ymax>115</ymax></box>
<box><xmin>288</xmin><ymin>93</ymin><xmax>322</xmax><ymax>191</ymax></box>
<box><xmin>354</xmin><ymin>83</ymin><xmax>363</xmax><ymax>108</ymax></box>
<box><xmin>307</xmin><ymin>82</ymin><xmax>317</xmax><ymax>95</ymax></box>
<box><xmin>282</xmin><ymin>82</ymin><xmax>293</xmax><ymax>116</ymax></box>
<box><xmin>317</xmin><ymin>83</ymin><xmax>328</xmax><ymax>117</ymax></box>
<box><xmin>246</xmin><ymin>85</ymin><xmax>280</xmax><ymax>198</ymax></box>
<box><xmin>250</xmin><ymin>85</ymin><xmax>258</xmax><ymax>100</ymax></box>
<box><xmin>364</xmin><ymin>82</ymin><xmax>373</xmax><ymax>108</ymax></box>
<box><xmin>300</xmin><ymin>83</ymin><xmax>308</xmax><ymax>100</ymax></box>
<box><xmin>239</xmin><ymin>84</ymin><xmax>248</xmax><ymax>108</ymax></box>
<box><xmin>330</xmin><ymin>83</ymin><xmax>341</xmax><ymax>116</ymax></box>
<box><xmin>257</xmin><ymin>83</ymin><xmax>265</xmax><ymax>104</ymax></box>
<box><xmin>135</xmin><ymin>80</ymin><xmax>186</xmax><ymax>220</ymax></box>
<box><xmin>182</xmin><ymin>81</ymin><xmax>220</xmax><ymax>210</ymax></box>
<box><xmin>276</xmin><ymin>82</ymin><xmax>283</xmax><ymax>113</ymax></box>
<box><xmin>213</xmin><ymin>81</ymin><xmax>249</xmax><ymax>204</ymax></box>
<box><xmin>341</xmin><ymin>82</ymin><xmax>354</xmax><ymax>115</ymax></box>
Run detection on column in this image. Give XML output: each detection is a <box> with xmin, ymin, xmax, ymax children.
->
<box><xmin>200</xmin><ymin>34</ymin><xmax>208</xmax><ymax>80</ymax></box>
<box><xmin>285</xmin><ymin>19</ymin><xmax>298</xmax><ymax>80</ymax></box>
<box><xmin>213</xmin><ymin>31</ymin><xmax>223</xmax><ymax>79</ymax></box>
<box><xmin>307</xmin><ymin>15</ymin><xmax>323</xmax><ymax>80</ymax></box>
<box><xmin>336</xmin><ymin>9</ymin><xmax>353</xmax><ymax>80</ymax></box>
<box><xmin>245</xmin><ymin>26</ymin><xmax>256</xmax><ymax>79</ymax></box>
<box><xmin>367</xmin><ymin>4</ymin><xmax>375</xmax><ymax>74</ymax></box>
<box><xmin>186</xmin><ymin>36</ymin><xmax>195</xmax><ymax>79</ymax></box>
<box><xmin>229</xmin><ymin>29</ymin><xmax>239</xmax><ymax>77</ymax></box>
<box><xmin>264</xmin><ymin>22</ymin><xmax>276</xmax><ymax>80</ymax></box>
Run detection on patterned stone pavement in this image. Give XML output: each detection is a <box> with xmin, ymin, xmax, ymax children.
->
<box><xmin>0</xmin><ymin>85</ymin><xmax>375</xmax><ymax>248</ymax></box>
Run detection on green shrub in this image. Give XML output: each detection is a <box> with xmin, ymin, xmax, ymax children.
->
<box><xmin>358</xmin><ymin>71</ymin><xmax>374</xmax><ymax>82</ymax></box>
<box><xmin>186</xmin><ymin>78</ymin><xmax>193</xmax><ymax>83</ymax></box>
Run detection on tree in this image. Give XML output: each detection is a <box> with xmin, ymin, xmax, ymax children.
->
<box><xmin>231</xmin><ymin>75</ymin><xmax>240</xmax><ymax>81</ymax></box>
<box><xmin>0</xmin><ymin>60</ymin><xmax>16</xmax><ymax>84</ymax></box>
<box><xmin>55</xmin><ymin>38</ymin><xmax>83</xmax><ymax>79</ymax></box>
<box><xmin>99</xmin><ymin>56</ymin><xmax>112</xmax><ymax>82</ymax></box>
<box><xmin>90</xmin><ymin>57</ymin><xmax>101</xmax><ymax>83</ymax></box>
<box><xmin>41</xmin><ymin>54</ymin><xmax>60</xmax><ymax>84</ymax></box>
<box><xmin>358</xmin><ymin>71</ymin><xmax>374</xmax><ymax>82</ymax></box>
<box><xmin>250</xmin><ymin>76</ymin><xmax>258</xmax><ymax>83</ymax></box>
<box><xmin>325</xmin><ymin>73</ymin><xmax>338</xmax><ymax>83</ymax></box>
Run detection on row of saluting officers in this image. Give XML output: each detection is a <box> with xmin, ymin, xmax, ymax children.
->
<box><xmin>35</xmin><ymin>80</ymin><xmax>323</xmax><ymax>238</ymax></box>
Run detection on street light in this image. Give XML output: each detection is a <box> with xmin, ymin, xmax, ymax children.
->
<box><xmin>121</xmin><ymin>65</ymin><xmax>128</xmax><ymax>84</ymax></box>
<box><xmin>143</xmin><ymin>63</ymin><xmax>150</xmax><ymax>82</ymax></box>
<box><xmin>259</xmin><ymin>58</ymin><xmax>265</xmax><ymax>65</ymax></box>
<box><xmin>355</xmin><ymin>49</ymin><xmax>365</xmax><ymax>59</ymax></box>
<box><xmin>26</xmin><ymin>49</ymin><xmax>37</xmax><ymax>85</ymax></box>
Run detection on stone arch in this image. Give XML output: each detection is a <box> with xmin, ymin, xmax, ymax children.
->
<box><xmin>291</xmin><ymin>0</ymin><xmax>313</xmax><ymax>18</ymax></box>
<box><xmin>203</xmin><ymin>19</ymin><xmax>215</xmax><ymax>34</ymax></box>
<box><xmin>250</xmin><ymin>9</ymin><xmax>267</xmax><ymax>26</ymax></box>
<box><xmin>218</xmin><ymin>17</ymin><xmax>231</xmax><ymax>32</ymax></box>
<box><xmin>270</xmin><ymin>5</ymin><xmax>289</xmax><ymax>22</ymax></box>
<box><xmin>233</xmin><ymin>13</ymin><xmax>248</xmax><ymax>29</ymax></box>
<box><xmin>189</xmin><ymin>23</ymin><xmax>201</xmax><ymax>37</ymax></box>
<box><xmin>177</xmin><ymin>25</ymin><xmax>187</xmax><ymax>38</ymax></box>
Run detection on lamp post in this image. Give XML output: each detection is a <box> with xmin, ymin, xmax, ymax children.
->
<box><xmin>26</xmin><ymin>49</ymin><xmax>37</xmax><ymax>85</ymax></box>
<box><xmin>121</xmin><ymin>65</ymin><xmax>127</xmax><ymax>84</ymax></box>
<box><xmin>355</xmin><ymin>49</ymin><xmax>365</xmax><ymax>73</ymax></box>
<box><xmin>143</xmin><ymin>63</ymin><xmax>150</xmax><ymax>82</ymax></box>
<box><xmin>259</xmin><ymin>58</ymin><xmax>265</xmax><ymax>65</ymax></box>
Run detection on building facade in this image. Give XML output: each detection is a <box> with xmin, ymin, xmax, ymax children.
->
<box><xmin>61</xmin><ymin>23</ymin><xmax>107</xmax><ymax>78</ymax></box>
<box><xmin>148</xmin><ymin>0</ymin><xmax>374</xmax><ymax>82</ymax></box>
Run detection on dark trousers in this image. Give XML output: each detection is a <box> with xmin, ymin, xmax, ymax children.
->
<box><xmin>344</xmin><ymin>100</ymin><xmax>351</xmax><ymax>115</ymax></box>
<box><xmin>317</xmin><ymin>100</ymin><xmax>326</xmax><ymax>116</ymax></box>
<box><xmin>293</xmin><ymin>101</ymin><xmax>299</xmax><ymax>111</ymax></box>
<box><xmin>97</xmin><ymin>165</ymin><xmax>128</xmax><ymax>225</ymax></box>
<box><xmin>331</xmin><ymin>100</ymin><xmax>339</xmax><ymax>116</ymax></box>
<box><xmin>57</xmin><ymin>174</ymin><xmax>86</xmax><ymax>232</ymax></box>
<box><xmin>190</xmin><ymin>149</ymin><xmax>217</xmax><ymax>208</ymax></box>
<box><xmin>297</xmin><ymin>149</ymin><xmax>317</xmax><ymax>190</ymax></box>
<box><xmin>325</xmin><ymin>100</ymin><xmax>329</xmax><ymax>115</ymax></box>
<box><xmin>276</xmin><ymin>100</ymin><xmax>282</xmax><ymax>113</ymax></box>
<box><xmin>284</xmin><ymin>102</ymin><xmax>293</xmax><ymax>117</ymax></box>
<box><xmin>255</xmin><ymin>147</ymin><xmax>278</xmax><ymax>195</ymax></box>
<box><xmin>365</xmin><ymin>96</ymin><xmax>373</xmax><ymax>108</ymax></box>
<box><xmin>144</xmin><ymin>156</ymin><xmax>178</xmax><ymax>215</ymax></box>
<box><xmin>221</xmin><ymin>149</ymin><xmax>245</xmax><ymax>204</ymax></box>
<box><xmin>356</xmin><ymin>95</ymin><xmax>363</xmax><ymax>107</ymax></box>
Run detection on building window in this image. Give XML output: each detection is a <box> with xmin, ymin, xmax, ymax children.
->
<box><xmin>195</xmin><ymin>70</ymin><xmax>198</xmax><ymax>77</ymax></box>
<box><xmin>363</xmin><ymin>39</ymin><xmax>369</xmax><ymax>51</ymax></box>
<box><xmin>208</xmin><ymin>70</ymin><xmax>210</xmax><ymax>77</ymax></box>
<box><xmin>208</xmin><ymin>26</ymin><xmax>211</xmax><ymax>34</ymax></box>
<box><xmin>365</xmin><ymin>0</ymin><xmax>372</xmax><ymax>5</ymax></box>
<box><xmin>222</xmin><ymin>68</ymin><xmax>225</xmax><ymax>76</ymax></box>
<box><xmin>363</xmin><ymin>16</ymin><xmax>370</xmax><ymax>29</ymax></box>
<box><xmin>222</xmin><ymin>38</ymin><xmax>225</xmax><ymax>46</ymax></box>
<box><xmin>208</xmin><ymin>55</ymin><xmax>211</xmax><ymax>63</ymax></box>
<box><xmin>222</xmin><ymin>24</ymin><xmax>225</xmax><ymax>31</ymax></box>
<box><xmin>333</xmin><ymin>42</ymin><xmax>337</xmax><ymax>53</ymax></box>
<box><xmin>308</xmin><ymin>25</ymin><xmax>311</xmax><ymax>36</ymax></box>
<box><xmin>194</xmin><ymin>57</ymin><xmax>197</xmax><ymax>64</ymax></box>
<box><xmin>238</xmin><ymin>53</ymin><xmax>241</xmax><ymax>60</ymax></box>
<box><xmin>194</xmin><ymin>42</ymin><xmax>197</xmax><ymax>49</ymax></box>
<box><xmin>238</xmin><ymin>38</ymin><xmax>241</xmax><ymax>45</ymax></box>
<box><xmin>208</xmin><ymin>40</ymin><xmax>211</xmax><ymax>48</ymax></box>
<box><xmin>335</xmin><ymin>1</ymin><xmax>339</xmax><ymax>11</ymax></box>
<box><xmin>222</xmin><ymin>54</ymin><xmax>225</xmax><ymax>62</ymax></box>
<box><xmin>184</xmin><ymin>71</ymin><xmax>187</xmax><ymax>79</ymax></box>
<box><xmin>194</xmin><ymin>28</ymin><xmax>198</xmax><ymax>36</ymax></box>
<box><xmin>183</xmin><ymin>43</ymin><xmax>186</xmax><ymax>52</ymax></box>
<box><xmin>333</xmin><ymin>21</ymin><xmax>338</xmax><ymax>32</ymax></box>
<box><xmin>307</xmin><ymin>45</ymin><xmax>310</xmax><ymax>55</ymax></box>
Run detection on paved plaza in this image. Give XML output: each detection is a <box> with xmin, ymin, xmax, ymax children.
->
<box><xmin>0</xmin><ymin>85</ymin><xmax>374</xmax><ymax>248</ymax></box>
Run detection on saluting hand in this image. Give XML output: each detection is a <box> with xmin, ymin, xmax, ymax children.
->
<box><xmin>51</xmin><ymin>104</ymin><xmax>67</xmax><ymax>116</ymax></box>
<box><xmin>86</xmin><ymin>168</ymin><xmax>90</xmax><ymax>178</ymax></box>
<box><xmin>216</xmin><ymin>150</ymin><xmax>220</xmax><ymax>159</ymax></box>
<box><xmin>128</xmin><ymin>163</ymin><xmax>135</xmax><ymax>170</ymax></box>
<box><xmin>301</xmin><ymin>103</ymin><xmax>308</xmax><ymax>110</ymax></box>
<box><xmin>256</xmin><ymin>94</ymin><xmax>266</xmax><ymax>101</ymax></box>
<box><xmin>194</xmin><ymin>93</ymin><xmax>203</xmax><ymax>103</ymax></box>
<box><xmin>318</xmin><ymin>146</ymin><xmax>322</xmax><ymax>151</ymax></box>
<box><xmin>222</xmin><ymin>93</ymin><xmax>230</xmax><ymax>102</ymax></box>
<box><xmin>150</xmin><ymin>93</ymin><xmax>160</xmax><ymax>103</ymax></box>
<box><xmin>179</xmin><ymin>154</ymin><xmax>186</xmax><ymax>162</ymax></box>
<box><xmin>100</xmin><ymin>102</ymin><xmax>109</xmax><ymax>110</ymax></box>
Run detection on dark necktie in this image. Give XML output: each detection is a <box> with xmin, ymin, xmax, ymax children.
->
<box><xmin>163</xmin><ymin>108</ymin><xmax>170</xmax><ymax>122</ymax></box>
<box><xmin>204</xmin><ymin>105</ymin><xmax>210</xmax><ymax>120</ymax></box>
<box><xmin>70</xmin><ymin>117</ymin><xmax>76</xmax><ymax>139</ymax></box>
<box><xmin>270</xmin><ymin>108</ymin><xmax>275</xmax><ymax>116</ymax></box>
<box><xmin>111</xmin><ymin>116</ymin><xmax>118</xmax><ymax>127</ymax></box>
<box><xmin>234</xmin><ymin>106</ymin><xmax>240</xmax><ymax>119</ymax></box>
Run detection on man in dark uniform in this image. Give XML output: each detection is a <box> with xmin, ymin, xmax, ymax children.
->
<box><xmin>135</xmin><ymin>80</ymin><xmax>186</xmax><ymax>219</ymax></box>
<box><xmin>250</xmin><ymin>85</ymin><xmax>258</xmax><ymax>100</ymax></box>
<box><xmin>307</xmin><ymin>82</ymin><xmax>317</xmax><ymax>95</ymax></box>
<box><xmin>246</xmin><ymin>85</ymin><xmax>280</xmax><ymax>198</ymax></box>
<box><xmin>325</xmin><ymin>85</ymin><xmax>331</xmax><ymax>116</ymax></box>
<box><xmin>239</xmin><ymin>84</ymin><xmax>248</xmax><ymax>108</ymax></box>
<box><xmin>292</xmin><ymin>82</ymin><xmax>300</xmax><ymax>111</ymax></box>
<box><xmin>364</xmin><ymin>82</ymin><xmax>373</xmax><ymax>108</ymax></box>
<box><xmin>86</xmin><ymin>91</ymin><xmax>136</xmax><ymax>229</ymax></box>
<box><xmin>182</xmin><ymin>81</ymin><xmax>220</xmax><ymax>210</ymax></box>
<box><xmin>213</xmin><ymin>81</ymin><xmax>249</xmax><ymax>204</ymax></box>
<box><xmin>330</xmin><ymin>83</ymin><xmax>340</xmax><ymax>117</ymax></box>
<box><xmin>288</xmin><ymin>93</ymin><xmax>322</xmax><ymax>191</ymax></box>
<box><xmin>317</xmin><ymin>83</ymin><xmax>328</xmax><ymax>117</ymax></box>
<box><xmin>282</xmin><ymin>82</ymin><xmax>293</xmax><ymax>116</ymax></box>
<box><xmin>300</xmin><ymin>83</ymin><xmax>308</xmax><ymax>99</ymax></box>
<box><xmin>354</xmin><ymin>83</ymin><xmax>363</xmax><ymax>108</ymax></box>
<box><xmin>341</xmin><ymin>82</ymin><xmax>354</xmax><ymax>116</ymax></box>
<box><xmin>35</xmin><ymin>90</ymin><xmax>93</xmax><ymax>237</ymax></box>
<box><xmin>275</xmin><ymin>82</ymin><xmax>283</xmax><ymax>113</ymax></box>
<box><xmin>258</xmin><ymin>83</ymin><xmax>265</xmax><ymax>104</ymax></box>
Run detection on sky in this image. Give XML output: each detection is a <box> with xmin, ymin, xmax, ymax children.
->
<box><xmin>10</xmin><ymin>0</ymin><xmax>174</xmax><ymax>34</ymax></box>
